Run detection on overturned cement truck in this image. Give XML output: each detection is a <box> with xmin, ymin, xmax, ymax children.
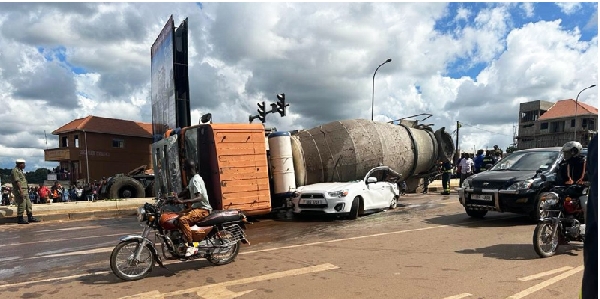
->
<box><xmin>151</xmin><ymin>118</ymin><xmax>454</xmax><ymax>217</ymax></box>
<box><xmin>267</xmin><ymin>118</ymin><xmax>455</xmax><ymax>198</ymax></box>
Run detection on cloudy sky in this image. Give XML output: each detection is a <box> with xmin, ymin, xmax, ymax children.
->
<box><xmin>0</xmin><ymin>2</ymin><xmax>597</xmax><ymax>172</ymax></box>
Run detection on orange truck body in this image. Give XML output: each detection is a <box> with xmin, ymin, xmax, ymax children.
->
<box><xmin>189</xmin><ymin>123</ymin><xmax>271</xmax><ymax>216</ymax></box>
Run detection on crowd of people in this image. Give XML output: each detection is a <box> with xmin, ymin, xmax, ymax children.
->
<box><xmin>1</xmin><ymin>180</ymin><xmax>107</xmax><ymax>206</ymax></box>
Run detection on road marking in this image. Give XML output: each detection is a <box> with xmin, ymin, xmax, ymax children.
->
<box><xmin>118</xmin><ymin>263</ymin><xmax>339</xmax><ymax>299</ymax></box>
<box><xmin>506</xmin><ymin>266</ymin><xmax>584</xmax><ymax>299</ymax></box>
<box><xmin>0</xmin><ymin>271</ymin><xmax>111</xmax><ymax>289</ymax></box>
<box><xmin>0</xmin><ymin>233</ymin><xmax>124</xmax><ymax>248</ymax></box>
<box><xmin>35</xmin><ymin>225</ymin><xmax>101</xmax><ymax>232</ymax></box>
<box><xmin>42</xmin><ymin>247</ymin><xmax>114</xmax><ymax>258</ymax></box>
<box><xmin>239</xmin><ymin>225</ymin><xmax>445</xmax><ymax>255</ymax></box>
<box><xmin>443</xmin><ymin>293</ymin><xmax>472</xmax><ymax>299</ymax></box>
<box><xmin>518</xmin><ymin>266</ymin><xmax>574</xmax><ymax>282</ymax></box>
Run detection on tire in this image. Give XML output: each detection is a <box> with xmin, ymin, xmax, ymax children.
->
<box><xmin>109</xmin><ymin>177</ymin><xmax>146</xmax><ymax>199</ymax></box>
<box><xmin>348</xmin><ymin>197</ymin><xmax>360</xmax><ymax>220</ymax></box>
<box><xmin>528</xmin><ymin>195</ymin><xmax>545</xmax><ymax>223</ymax></box>
<box><xmin>405</xmin><ymin>177</ymin><xmax>424</xmax><ymax>194</ymax></box>
<box><xmin>207</xmin><ymin>230</ymin><xmax>241</xmax><ymax>266</ymax></box>
<box><xmin>110</xmin><ymin>240</ymin><xmax>154</xmax><ymax>281</ymax></box>
<box><xmin>533</xmin><ymin>222</ymin><xmax>558</xmax><ymax>258</ymax></box>
<box><xmin>389</xmin><ymin>196</ymin><xmax>398</xmax><ymax>209</ymax></box>
<box><xmin>465</xmin><ymin>208</ymin><xmax>487</xmax><ymax>219</ymax></box>
<box><xmin>145</xmin><ymin>180</ymin><xmax>156</xmax><ymax>198</ymax></box>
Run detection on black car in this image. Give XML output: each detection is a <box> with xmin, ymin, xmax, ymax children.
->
<box><xmin>458</xmin><ymin>147</ymin><xmax>588</xmax><ymax>221</ymax></box>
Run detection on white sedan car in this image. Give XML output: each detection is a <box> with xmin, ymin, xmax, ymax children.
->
<box><xmin>291</xmin><ymin>166</ymin><xmax>401</xmax><ymax>219</ymax></box>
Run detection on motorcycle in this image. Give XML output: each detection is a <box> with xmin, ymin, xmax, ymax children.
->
<box><xmin>110</xmin><ymin>196</ymin><xmax>251</xmax><ymax>281</ymax></box>
<box><xmin>533</xmin><ymin>178</ymin><xmax>588</xmax><ymax>258</ymax></box>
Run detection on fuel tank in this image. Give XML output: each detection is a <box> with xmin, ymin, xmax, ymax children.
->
<box><xmin>159</xmin><ymin>212</ymin><xmax>179</xmax><ymax>231</ymax></box>
<box><xmin>290</xmin><ymin>119</ymin><xmax>454</xmax><ymax>187</ymax></box>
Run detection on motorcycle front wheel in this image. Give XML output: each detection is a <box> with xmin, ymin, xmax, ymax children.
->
<box><xmin>207</xmin><ymin>230</ymin><xmax>240</xmax><ymax>266</ymax></box>
<box><xmin>110</xmin><ymin>240</ymin><xmax>154</xmax><ymax>281</ymax></box>
<box><xmin>533</xmin><ymin>222</ymin><xmax>559</xmax><ymax>258</ymax></box>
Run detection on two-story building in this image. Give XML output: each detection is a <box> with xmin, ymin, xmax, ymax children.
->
<box><xmin>517</xmin><ymin>99</ymin><xmax>598</xmax><ymax>150</ymax></box>
<box><xmin>44</xmin><ymin>115</ymin><xmax>153</xmax><ymax>184</ymax></box>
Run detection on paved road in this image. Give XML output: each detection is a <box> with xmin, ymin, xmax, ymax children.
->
<box><xmin>0</xmin><ymin>194</ymin><xmax>585</xmax><ymax>299</ymax></box>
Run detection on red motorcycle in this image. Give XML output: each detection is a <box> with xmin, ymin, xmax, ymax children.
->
<box><xmin>110</xmin><ymin>196</ymin><xmax>250</xmax><ymax>281</ymax></box>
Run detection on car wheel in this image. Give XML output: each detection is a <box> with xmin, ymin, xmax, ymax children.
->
<box><xmin>528</xmin><ymin>195</ymin><xmax>544</xmax><ymax>223</ymax></box>
<box><xmin>465</xmin><ymin>208</ymin><xmax>487</xmax><ymax>219</ymax></box>
<box><xmin>389</xmin><ymin>196</ymin><xmax>398</xmax><ymax>209</ymax></box>
<box><xmin>348</xmin><ymin>197</ymin><xmax>360</xmax><ymax>220</ymax></box>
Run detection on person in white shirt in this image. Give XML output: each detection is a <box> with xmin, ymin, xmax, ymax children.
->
<box><xmin>459</xmin><ymin>153</ymin><xmax>474</xmax><ymax>186</ymax></box>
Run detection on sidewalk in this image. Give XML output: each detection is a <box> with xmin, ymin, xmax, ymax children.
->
<box><xmin>0</xmin><ymin>198</ymin><xmax>152</xmax><ymax>225</ymax></box>
<box><xmin>426</xmin><ymin>178</ymin><xmax>460</xmax><ymax>193</ymax></box>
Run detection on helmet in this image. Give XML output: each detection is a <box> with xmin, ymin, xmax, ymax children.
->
<box><xmin>561</xmin><ymin>141</ymin><xmax>582</xmax><ymax>160</ymax></box>
<box><xmin>15</xmin><ymin>159</ymin><xmax>25</xmax><ymax>163</ymax></box>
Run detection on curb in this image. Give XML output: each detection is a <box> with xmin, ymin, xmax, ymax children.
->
<box><xmin>0</xmin><ymin>209</ymin><xmax>137</xmax><ymax>225</ymax></box>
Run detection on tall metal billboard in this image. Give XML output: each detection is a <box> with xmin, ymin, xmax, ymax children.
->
<box><xmin>151</xmin><ymin>15</ymin><xmax>176</xmax><ymax>142</ymax></box>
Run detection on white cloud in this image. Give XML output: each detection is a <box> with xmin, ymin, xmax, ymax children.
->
<box><xmin>520</xmin><ymin>2</ymin><xmax>535</xmax><ymax>18</ymax></box>
<box><xmin>0</xmin><ymin>2</ymin><xmax>597</xmax><ymax>171</ymax></box>
<box><xmin>555</xmin><ymin>2</ymin><xmax>582</xmax><ymax>15</ymax></box>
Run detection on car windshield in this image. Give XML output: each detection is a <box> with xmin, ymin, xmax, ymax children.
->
<box><xmin>490</xmin><ymin>151</ymin><xmax>559</xmax><ymax>171</ymax></box>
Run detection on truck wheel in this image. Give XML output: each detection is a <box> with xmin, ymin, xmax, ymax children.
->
<box><xmin>145</xmin><ymin>181</ymin><xmax>156</xmax><ymax>198</ymax></box>
<box><xmin>110</xmin><ymin>177</ymin><xmax>146</xmax><ymax>199</ymax></box>
<box><xmin>465</xmin><ymin>208</ymin><xmax>487</xmax><ymax>219</ymax></box>
<box><xmin>405</xmin><ymin>177</ymin><xmax>424</xmax><ymax>194</ymax></box>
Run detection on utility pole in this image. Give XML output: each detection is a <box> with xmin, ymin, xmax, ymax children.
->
<box><xmin>455</xmin><ymin>121</ymin><xmax>460</xmax><ymax>153</ymax></box>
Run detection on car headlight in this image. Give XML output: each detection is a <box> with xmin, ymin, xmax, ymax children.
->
<box><xmin>462</xmin><ymin>178</ymin><xmax>473</xmax><ymax>189</ymax></box>
<box><xmin>507</xmin><ymin>180</ymin><xmax>534</xmax><ymax>190</ymax></box>
<box><xmin>327</xmin><ymin>190</ymin><xmax>349</xmax><ymax>198</ymax></box>
<box><xmin>137</xmin><ymin>206</ymin><xmax>146</xmax><ymax>222</ymax></box>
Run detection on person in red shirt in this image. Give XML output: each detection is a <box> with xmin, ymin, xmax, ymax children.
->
<box><xmin>38</xmin><ymin>183</ymin><xmax>50</xmax><ymax>204</ymax></box>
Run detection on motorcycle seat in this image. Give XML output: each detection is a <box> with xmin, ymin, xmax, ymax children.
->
<box><xmin>195</xmin><ymin>210</ymin><xmax>244</xmax><ymax>226</ymax></box>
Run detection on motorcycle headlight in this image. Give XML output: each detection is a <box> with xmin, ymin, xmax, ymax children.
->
<box><xmin>137</xmin><ymin>206</ymin><xmax>146</xmax><ymax>222</ymax></box>
<box><xmin>540</xmin><ymin>192</ymin><xmax>559</xmax><ymax>207</ymax></box>
<box><xmin>507</xmin><ymin>180</ymin><xmax>534</xmax><ymax>190</ymax></box>
<box><xmin>327</xmin><ymin>190</ymin><xmax>349</xmax><ymax>198</ymax></box>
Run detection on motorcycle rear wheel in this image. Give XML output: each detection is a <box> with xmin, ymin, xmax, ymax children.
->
<box><xmin>110</xmin><ymin>240</ymin><xmax>154</xmax><ymax>281</ymax></box>
<box><xmin>533</xmin><ymin>223</ymin><xmax>558</xmax><ymax>258</ymax></box>
<box><xmin>207</xmin><ymin>230</ymin><xmax>240</xmax><ymax>266</ymax></box>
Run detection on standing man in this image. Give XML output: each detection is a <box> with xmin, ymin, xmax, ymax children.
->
<box><xmin>582</xmin><ymin>135</ymin><xmax>597</xmax><ymax>299</ymax></box>
<box><xmin>440</xmin><ymin>158</ymin><xmax>453</xmax><ymax>195</ymax></box>
<box><xmin>11</xmin><ymin>159</ymin><xmax>40</xmax><ymax>224</ymax></box>
<box><xmin>459</xmin><ymin>153</ymin><xmax>474</xmax><ymax>187</ymax></box>
<box><xmin>172</xmin><ymin>160</ymin><xmax>213</xmax><ymax>257</ymax></box>
<box><xmin>473</xmin><ymin>149</ymin><xmax>485</xmax><ymax>174</ymax></box>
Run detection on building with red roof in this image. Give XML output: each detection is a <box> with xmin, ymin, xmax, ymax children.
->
<box><xmin>44</xmin><ymin>115</ymin><xmax>153</xmax><ymax>184</ymax></box>
<box><xmin>517</xmin><ymin>99</ymin><xmax>598</xmax><ymax>149</ymax></box>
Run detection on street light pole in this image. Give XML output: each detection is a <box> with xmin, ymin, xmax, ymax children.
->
<box><xmin>372</xmin><ymin>58</ymin><xmax>392</xmax><ymax>121</ymax></box>
<box><xmin>574</xmin><ymin>84</ymin><xmax>597</xmax><ymax>141</ymax></box>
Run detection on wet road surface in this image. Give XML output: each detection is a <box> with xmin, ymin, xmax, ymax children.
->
<box><xmin>0</xmin><ymin>194</ymin><xmax>585</xmax><ymax>298</ymax></box>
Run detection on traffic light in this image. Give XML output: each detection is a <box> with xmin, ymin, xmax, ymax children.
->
<box><xmin>257</xmin><ymin>101</ymin><xmax>266</xmax><ymax>123</ymax></box>
<box><xmin>276</xmin><ymin>93</ymin><xmax>288</xmax><ymax>117</ymax></box>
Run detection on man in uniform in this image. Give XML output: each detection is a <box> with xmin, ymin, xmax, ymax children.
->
<box><xmin>482</xmin><ymin>151</ymin><xmax>495</xmax><ymax>170</ymax></box>
<box><xmin>172</xmin><ymin>160</ymin><xmax>213</xmax><ymax>257</ymax></box>
<box><xmin>441</xmin><ymin>158</ymin><xmax>453</xmax><ymax>195</ymax></box>
<box><xmin>11</xmin><ymin>159</ymin><xmax>40</xmax><ymax>224</ymax></box>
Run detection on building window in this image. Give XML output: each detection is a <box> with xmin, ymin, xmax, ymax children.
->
<box><xmin>522</xmin><ymin>124</ymin><xmax>534</xmax><ymax>129</ymax></box>
<box><xmin>571</xmin><ymin>119</ymin><xmax>576</xmax><ymax>127</ymax></box>
<box><xmin>112</xmin><ymin>139</ymin><xmax>125</xmax><ymax>148</ymax></box>
<box><xmin>550</xmin><ymin>121</ymin><xmax>565</xmax><ymax>133</ymax></box>
<box><xmin>61</xmin><ymin>136</ymin><xmax>68</xmax><ymax>147</ymax></box>
<box><xmin>583</xmin><ymin>119</ymin><xmax>595</xmax><ymax>130</ymax></box>
<box><xmin>74</xmin><ymin>135</ymin><xmax>79</xmax><ymax>148</ymax></box>
<box><xmin>540</xmin><ymin>122</ymin><xmax>548</xmax><ymax>130</ymax></box>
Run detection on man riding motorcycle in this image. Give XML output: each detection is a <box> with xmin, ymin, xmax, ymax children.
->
<box><xmin>557</xmin><ymin>141</ymin><xmax>587</xmax><ymax>186</ymax></box>
<box><xmin>171</xmin><ymin>160</ymin><xmax>213</xmax><ymax>257</ymax></box>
